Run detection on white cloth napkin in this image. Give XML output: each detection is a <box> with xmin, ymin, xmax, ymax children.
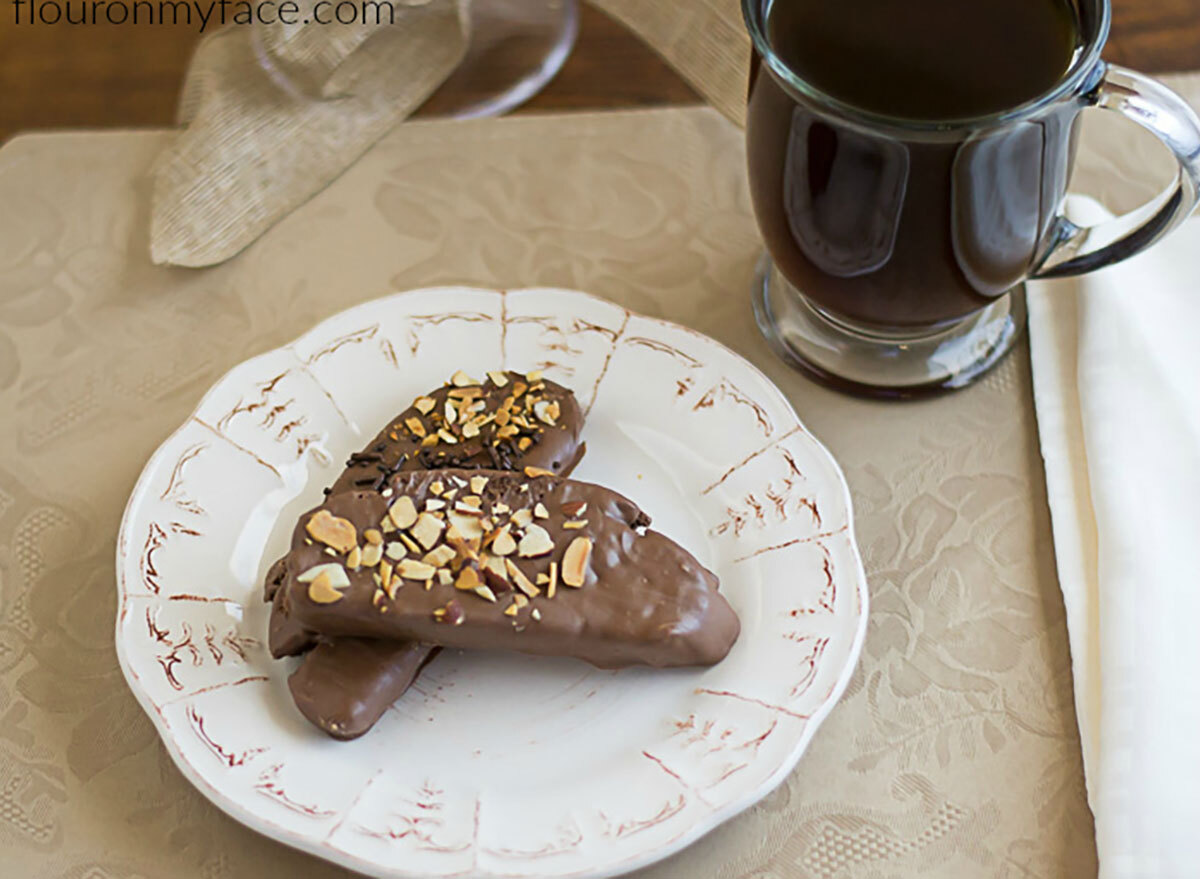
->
<box><xmin>1029</xmin><ymin>140</ymin><xmax>1200</xmax><ymax>878</ymax></box>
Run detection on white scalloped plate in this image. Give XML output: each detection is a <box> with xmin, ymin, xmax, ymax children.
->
<box><xmin>115</xmin><ymin>287</ymin><xmax>868</xmax><ymax>879</ymax></box>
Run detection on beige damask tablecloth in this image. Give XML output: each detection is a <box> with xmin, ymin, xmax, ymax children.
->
<box><xmin>0</xmin><ymin>107</ymin><xmax>1094</xmax><ymax>877</ymax></box>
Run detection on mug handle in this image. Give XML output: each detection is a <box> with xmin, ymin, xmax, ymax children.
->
<box><xmin>1033</xmin><ymin>64</ymin><xmax>1200</xmax><ymax>279</ymax></box>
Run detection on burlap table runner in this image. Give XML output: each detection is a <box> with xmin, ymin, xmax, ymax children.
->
<box><xmin>0</xmin><ymin>106</ymin><xmax>1094</xmax><ymax>876</ymax></box>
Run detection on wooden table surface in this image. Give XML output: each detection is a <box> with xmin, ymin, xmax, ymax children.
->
<box><xmin>1</xmin><ymin>1</ymin><xmax>1198</xmax><ymax>145</ymax></box>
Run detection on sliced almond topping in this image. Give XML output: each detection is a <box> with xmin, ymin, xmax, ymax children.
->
<box><xmin>561</xmin><ymin>501</ymin><xmax>588</xmax><ymax>517</ymax></box>
<box><xmin>372</xmin><ymin>588</ymin><xmax>385</xmax><ymax>607</ymax></box>
<box><xmin>423</xmin><ymin>545</ymin><xmax>457</xmax><ymax>568</ymax></box>
<box><xmin>437</xmin><ymin>569</ymin><xmax>453</xmax><ymax>587</ymax></box>
<box><xmin>562</xmin><ymin>537</ymin><xmax>592</xmax><ymax>588</ymax></box>
<box><xmin>518</xmin><ymin>438</ymin><xmax>533</xmax><ymax>452</ymax></box>
<box><xmin>460</xmin><ymin>495</ymin><xmax>483</xmax><ymax>508</ymax></box>
<box><xmin>414</xmin><ymin>397</ymin><xmax>436</xmax><ymax>415</ymax></box>
<box><xmin>491</xmin><ymin>526</ymin><xmax>517</xmax><ymax>557</ymax></box>
<box><xmin>388</xmin><ymin>496</ymin><xmax>418</xmax><ymax>530</ymax></box>
<box><xmin>450</xmin><ymin>370</ymin><xmax>476</xmax><ymax>387</ymax></box>
<box><xmin>455</xmin><ymin>566</ymin><xmax>484</xmax><ymax>591</ymax></box>
<box><xmin>385</xmin><ymin>541</ymin><xmax>407</xmax><ymax>561</ymax></box>
<box><xmin>505</xmin><ymin>559</ymin><xmax>541</xmax><ymax>598</ymax></box>
<box><xmin>380</xmin><ymin>560</ymin><xmax>397</xmax><ymax>598</ymax></box>
<box><xmin>421</xmin><ymin>435</ymin><xmax>439</xmax><ymax>447</ymax></box>
<box><xmin>503</xmin><ymin>601</ymin><xmax>520</xmax><ymax>617</ymax></box>
<box><xmin>444</xmin><ymin>401</ymin><xmax>458</xmax><ymax>425</ymax></box>
<box><xmin>533</xmin><ymin>400</ymin><xmax>556</xmax><ymax>425</ymax></box>
<box><xmin>534</xmin><ymin>503</ymin><xmax>551</xmax><ymax>520</ymax></box>
<box><xmin>525</xmin><ymin>369</ymin><xmax>543</xmax><ymax>383</ymax></box>
<box><xmin>470</xmin><ymin>475</ymin><xmax>489</xmax><ymax>494</ymax></box>
<box><xmin>513</xmin><ymin>593</ymin><xmax>530</xmax><ymax>609</ymax></box>
<box><xmin>475</xmin><ymin>585</ymin><xmax>498</xmax><ymax>603</ymax></box>
<box><xmin>399</xmin><ymin>532</ymin><xmax>422</xmax><ymax>553</ymax></box>
<box><xmin>531</xmin><ymin>608</ymin><xmax>542</xmax><ymax>621</ymax></box>
<box><xmin>547</xmin><ymin>561</ymin><xmax>558</xmax><ymax>599</ymax></box>
<box><xmin>363</xmin><ymin>528</ymin><xmax>383</xmax><ymax>546</ymax></box>
<box><xmin>448</xmin><ymin>386</ymin><xmax>484</xmax><ymax>400</ymax></box>
<box><xmin>307</xmin><ymin>570</ymin><xmax>346</xmax><ymax>604</ymax></box>
<box><xmin>444</xmin><ymin>488</ymin><xmax>459</xmax><ymax>501</ymax></box>
<box><xmin>345</xmin><ymin>545</ymin><xmax>362</xmax><ymax>569</ymax></box>
<box><xmin>510</xmin><ymin>508</ymin><xmax>534</xmax><ymax>528</ymax></box>
<box><xmin>305</xmin><ymin>510</ymin><xmax>358</xmax><ymax>553</ymax></box>
<box><xmin>487</xmin><ymin>370</ymin><xmax>509</xmax><ymax>387</ymax></box>
<box><xmin>495</xmin><ymin>424</ymin><xmax>520</xmax><ymax>439</ymax></box>
<box><xmin>430</xmin><ymin>480</ymin><xmax>445</xmax><ymax>496</ymax></box>
<box><xmin>518</xmin><ymin>524</ymin><xmax>555</xmax><ymax>558</ymax></box>
<box><xmin>512</xmin><ymin>381</ymin><xmax>529</xmax><ymax>398</ymax></box>
<box><xmin>437</xmin><ymin>429</ymin><xmax>459</xmax><ymax>445</ymax></box>
<box><xmin>563</xmin><ymin>520</ymin><xmax>589</xmax><ymax>530</ymax></box>
<box><xmin>381</xmin><ymin>487</ymin><xmax>393</xmax><ymax>499</ymax></box>
<box><xmin>448</xmin><ymin>512</ymin><xmax>485</xmax><ymax>541</ymax></box>
<box><xmin>405</xmin><ymin>417</ymin><xmax>427</xmax><ymax>437</ymax></box>
<box><xmin>536</xmin><ymin>573</ymin><xmax>550</xmax><ymax>585</ymax></box>
<box><xmin>397</xmin><ymin>559</ymin><xmax>436</xmax><ymax>581</ymax></box>
<box><xmin>411</xmin><ymin>512</ymin><xmax>446</xmax><ymax>550</ymax></box>
<box><xmin>524</xmin><ymin>466</ymin><xmax>555</xmax><ymax>478</ymax></box>
<box><xmin>462</xmin><ymin>421</ymin><xmax>481</xmax><ymax>439</ymax></box>
<box><xmin>361</xmin><ymin>542</ymin><xmax>383</xmax><ymax>567</ymax></box>
<box><xmin>297</xmin><ymin>563</ymin><xmax>351</xmax><ymax>587</ymax></box>
<box><xmin>425</xmin><ymin>499</ymin><xmax>447</xmax><ymax>512</ymax></box>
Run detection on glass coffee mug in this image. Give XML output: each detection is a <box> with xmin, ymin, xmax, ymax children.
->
<box><xmin>744</xmin><ymin>0</ymin><xmax>1200</xmax><ymax>397</ymax></box>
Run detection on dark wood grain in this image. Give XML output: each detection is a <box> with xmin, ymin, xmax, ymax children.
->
<box><xmin>0</xmin><ymin>0</ymin><xmax>1197</xmax><ymax>145</ymax></box>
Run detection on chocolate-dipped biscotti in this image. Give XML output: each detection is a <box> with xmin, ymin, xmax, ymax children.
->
<box><xmin>279</xmin><ymin>469</ymin><xmax>740</xmax><ymax>669</ymax></box>
<box><xmin>265</xmin><ymin>370</ymin><xmax>587</xmax><ymax>738</ymax></box>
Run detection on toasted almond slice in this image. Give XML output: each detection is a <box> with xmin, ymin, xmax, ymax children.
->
<box><xmin>518</xmin><ymin>438</ymin><xmax>533</xmax><ymax>451</ymax></box>
<box><xmin>437</xmin><ymin>569</ymin><xmax>453</xmax><ymax>587</ymax></box>
<box><xmin>399</xmin><ymin>532</ymin><xmax>422</xmax><ymax>553</ymax></box>
<box><xmin>388</xmin><ymin>496</ymin><xmax>418</xmax><ymax>530</ymax></box>
<box><xmin>524</xmin><ymin>466</ymin><xmax>555</xmax><ymax>478</ymax></box>
<box><xmin>531</xmin><ymin>608</ymin><xmax>542</xmax><ymax>621</ymax></box>
<box><xmin>405</xmin><ymin>417</ymin><xmax>427</xmax><ymax>437</ymax></box>
<box><xmin>380</xmin><ymin>560</ymin><xmax>396</xmax><ymax>597</ymax></box>
<box><xmin>430</xmin><ymin>480</ymin><xmax>445</xmax><ymax>496</ymax></box>
<box><xmin>533</xmin><ymin>400</ymin><xmax>556</xmax><ymax>425</ymax></box>
<box><xmin>562</xmin><ymin>537</ymin><xmax>592</xmax><ymax>587</ymax></box>
<box><xmin>470</xmin><ymin>475</ymin><xmax>489</xmax><ymax>494</ymax></box>
<box><xmin>487</xmin><ymin>370</ymin><xmax>509</xmax><ymax>387</ymax></box>
<box><xmin>296</xmin><ymin>563</ymin><xmax>351</xmax><ymax>587</ymax></box>
<box><xmin>437</xmin><ymin>429</ymin><xmax>459</xmax><ymax>445</ymax></box>
<box><xmin>307</xmin><ymin>570</ymin><xmax>346</xmax><ymax>604</ymax></box>
<box><xmin>504</xmin><ymin>559</ymin><xmax>540</xmax><ymax>598</ymax></box>
<box><xmin>425</xmin><ymin>499</ymin><xmax>447</xmax><ymax>512</ymax></box>
<box><xmin>422</xmin><ymin>545</ymin><xmax>457</xmax><ymax>568</ymax></box>
<box><xmin>533</xmin><ymin>503</ymin><xmax>551</xmax><ymax>519</ymax></box>
<box><xmin>455</xmin><ymin>566</ymin><xmax>483</xmax><ymax>592</ymax></box>
<box><xmin>510</xmin><ymin>508</ymin><xmax>534</xmax><ymax>528</ymax></box>
<box><xmin>503</xmin><ymin>601</ymin><xmax>520</xmax><ymax>617</ymax></box>
<box><xmin>450</xmin><ymin>370</ymin><xmax>476</xmax><ymax>387</ymax></box>
<box><xmin>448</xmin><ymin>512</ymin><xmax>485</xmax><ymax>541</ymax></box>
<box><xmin>512</xmin><ymin>381</ymin><xmax>529</xmax><ymax>398</ymax></box>
<box><xmin>385</xmin><ymin>541</ymin><xmax>407</xmax><ymax>561</ymax></box>
<box><xmin>518</xmin><ymin>524</ymin><xmax>555</xmax><ymax>558</ymax></box>
<box><xmin>414</xmin><ymin>396</ymin><xmax>436</xmax><ymax>415</ymax></box>
<box><xmin>305</xmin><ymin>510</ymin><xmax>358</xmax><ymax>553</ymax></box>
<box><xmin>475</xmin><ymin>585</ymin><xmax>498</xmax><ymax>603</ymax></box>
<box><xmin>411</xmin><ymin>512</ymin><xmax>446</xmax><ymax>550</ymax></box>
<box><xmin>361</xmin><ymin>542</ymin><xmax>383</xmax><ymax>567</ymax></box>
<box><xmin>491</xmin><ymin>526</ymin><xmax>517</xmax><ymax>557</ymax></box>
<box><xmin>397</xmin><ymin>559</ymin><xmax>436</xmax><ymax>581</ymax></box>
<box><xmin>563</xmin><ymin>520</ymin><xmax>589</xmax><ymax>530</ymax></box>
<box><xmin>444</xmin><ymin>401</ymin><xmax>458</xmax><ymax>425</ymax></box>
<box><xmin>345</xmin><ymin>545</ymin><xmax>362</xmax><ymax>569</ymax></box>
<box><xmin>460</xmin><ymin>495</ymin><xmax>483</xmax><ymax>508</ymax></box>
<box><xmin>561</xmin><ymin>501</ymin><xmax>588</xmax><ymax>517</ymax></box>
<box><xmin>513</xmin><ymin>593</ymin><xmax>530</xmax><ymax>609</ymax></box>
<box><xmin>536</xmin><ymin>573</ymin><xmax>550</xmax><ymax>585</ymax></box>
<box><xmin>462</xmin><ymin>421</ymin><xmax>481</xmax><ymax>439</ymax></box>
<box><xmin>363</xmin><ymin>528</ymin><xmax>383</xmax><ymax>546</ymax></box>
<box><xmin>547</xmin><ymin>561</ymin><xmax>558</xmax><ymax>598</ymax></box>
<box><xmin>525</xmin><ymin>369</ymin><xmax>543</xmax><ymax>383</ymax></box>
<box><xmin>448</xmin><ymin>386</ymin><xmax>484</xmax><ymax>400</ymax></box>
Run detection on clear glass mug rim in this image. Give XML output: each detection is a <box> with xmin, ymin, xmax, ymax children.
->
<box><xmin>742</xmin><ymin>0</ymin><xmax>1113</xmax><ymax>134</ymax></box>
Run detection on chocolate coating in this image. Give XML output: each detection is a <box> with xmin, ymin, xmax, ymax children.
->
<box><xmin>288</xmin><ymin>640</ymin><xmax>439</xmax><ymax>740</ymax></box>
<box><xmin>330</xmin><ymin>371</ymin><xmax>585</xmax><ymax>495</ymax></box>
<box><xmin>282</xmin><ymin>470</ymin><xmax>740</xmax><ymax>669</ymax></box>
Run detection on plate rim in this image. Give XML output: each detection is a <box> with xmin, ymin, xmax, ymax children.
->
<box><xmin>114</xmin><ymin>284</ymin><xmax>869</xmax><ymax>879</ymax></box>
